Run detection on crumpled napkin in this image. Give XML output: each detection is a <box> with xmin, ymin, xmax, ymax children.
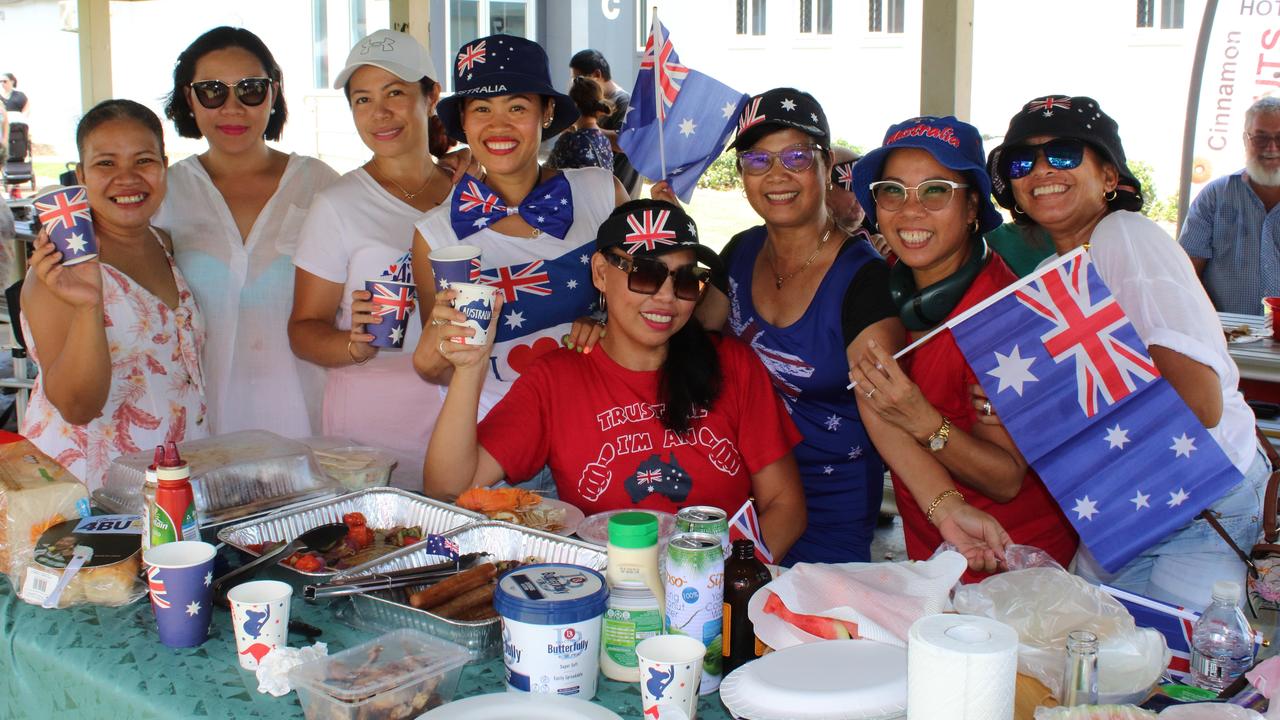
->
<box><xmin>254</xmin><ymin>642</ymin><xmax>328</xmax><ymax>697</ymax></box>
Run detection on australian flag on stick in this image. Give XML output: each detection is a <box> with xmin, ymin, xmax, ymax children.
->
<box><xmin>618</xmin><ymin>15</ymin><xmax>748</xmax><ymax>203</ymax></box>
<box><xmin>939</xmin><ymin>248</ymin><xmax>1242</xmax><ymax>573</ymax></box>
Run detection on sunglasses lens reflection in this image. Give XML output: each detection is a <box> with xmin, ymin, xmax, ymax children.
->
<box><xmin>624</xmin><ymin>257</ymin><xmax>707</xmax><ymax>301</ymax></box>
<box><xmin>191</xmin><ymin>79</ymin><xmax>270</xmax><ymax>109</ymax></box>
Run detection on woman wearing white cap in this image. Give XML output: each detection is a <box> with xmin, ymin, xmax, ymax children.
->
<box><xmin>158</xmin><ymin>27</ymin><xmax>337</xmax><ymax>438</ymax></box>
<box><xmin>288</xmin><ymin>30</ymin><xmax>462</xmax><ymax>486</ymax></box>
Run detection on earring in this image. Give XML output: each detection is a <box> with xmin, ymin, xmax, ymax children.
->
<box><xmin>598</xmin><ymin>292</ymin><xmax>608</xmax><ymax>313</ymax></box>
<box><xmin>970</xmin><ymin>219</ymin><xmax>980</xmax><ymax>234</ymax></box>
<box><xmin>188</xmin><ymin>111</ymin><xmax>195</xmax><ymax>118</ymax></box>
<box><xmin>543</xmin><ymin>118</ymin><xmax>552</xmax><ymax>129</ymax></box>
<box><xmin>1104</xmin><ymin>189</ymin><xmax>1117</xmax><ymax>201</ymax></box>
<box><xmin>270</xmin><ymin>108</ymin><xmax>276</xmax><ymax>115</ymax></box>
<box><xmin>1013</xmin><ymin>204</ymin><xmax>1026</xmax><ymax>216</ymax></box>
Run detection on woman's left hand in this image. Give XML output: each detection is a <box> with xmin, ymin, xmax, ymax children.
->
<box><xmin>438</xmin><ymin>147</ymin><xmax>479</xmax><ymax>184</ymax></box>
<box><xmin>650</xmin><ymin>181</ymin><xmax>681</xmax><ymax>207</ymax></box>
<box><xmin>849</xmin><ymin>339</ymin><xmax>941</xmax><ymax>442</ymax></box>
<box><xmin>563</xmin><ymin>316</ymin><xmax>606</xmax><ymax>353</ymax></box>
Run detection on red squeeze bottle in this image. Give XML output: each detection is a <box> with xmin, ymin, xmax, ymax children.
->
<box><xmin>150</xmin><ymin>441</ymin><xmax>199</xmax><ymax>544</ymax></box>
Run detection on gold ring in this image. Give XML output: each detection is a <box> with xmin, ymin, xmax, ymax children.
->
<box><xmin>431</xmin><ymin>318</ymin><xmax>447</xmax><ymax>327</ymax></box>
<box><xmin>438</xmin><ymin>340</ymin><xmax>448</xmax><ymax>355</ymax></box>
<box><xmin>982</xmin><ymin>400</ymin><xmax>992</xmax><ymax>416</ymax></box>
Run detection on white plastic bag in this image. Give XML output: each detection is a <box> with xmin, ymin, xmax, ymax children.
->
<box><xmin>954</xmin><ymin>567</ymin><xmax>1168</xmax><ymax>700</ymax></box>
<box><xmin>1157</xmin><ymin>706</ymin><xmax>1263</xmax><ymax>719</ymax></box>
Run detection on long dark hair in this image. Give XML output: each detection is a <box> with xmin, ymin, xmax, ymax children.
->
<box><xmin>165</xmin><ymin>26</ymin><xmax>288</xmax><ymax>140</ymax></box>
<box><xmin>659</xmin><ymin>319</ymin><xmax>722</xmax><ymax>434</ymax></box>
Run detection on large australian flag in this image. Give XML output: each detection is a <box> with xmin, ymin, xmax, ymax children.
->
<box><xmin>949</xmin><ymin>249</ymin><xmax>1243</xmax><ymax>573</ymax></box>
<box><xmin>618</xmin><ymin>18</ymin><xmax>747</xmax><ymax>203</ymax></box>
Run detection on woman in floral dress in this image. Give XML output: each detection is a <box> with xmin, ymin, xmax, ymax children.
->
<box><xmin>21</xmin><ymin>100</ymin><xmax>207</xmax><ymax>490</ymax></box>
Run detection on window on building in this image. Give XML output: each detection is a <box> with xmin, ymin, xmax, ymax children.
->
<box><xmin>869</xmin><ymin>0</ymin><xmax>904</xmax><ymax>34</ymax></box>
<box><xmin>636</xmin><ymin>0</ymin><xmax>650</xmax><ymax>50</ymax></box>
<box><xmin>736</xmin><ymin>0</ymin><xmax>766</xmax><ymax>35</ymax></box>
<box><xmin>446</xmin><ymin>0</ymin><xmax>534</xmax><ymax>89</ymax></box>
<box><xmin>312</xmin><ymin>0</ymin><xmax>329</xmax><ymax>88</ymax></box>
<box><xmin>1137</xmin><ymin>0</ymin><xmax>1184</xmax><ymax>29</ymax></box>
<box><xmin>799</xmin><ymin>0</ymin><xmax>832</xmax><ymax>34</ymax></box>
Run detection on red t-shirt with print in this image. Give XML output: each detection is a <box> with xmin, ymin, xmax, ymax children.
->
<box><xmin>479</xmin><ymin>334</ymin><xmax>802</xmax><ymax>516</ymax></box>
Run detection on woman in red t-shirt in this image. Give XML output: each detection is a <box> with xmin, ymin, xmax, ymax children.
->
<box><xmin>425</xmin><ymin>200</ymin><xmax>808</xmax><ymax>560</ymax></box>
<box><xmin>846</xmin><ymin>116</ymin><xmax>1079</xmax><ymax>579</ymax></box>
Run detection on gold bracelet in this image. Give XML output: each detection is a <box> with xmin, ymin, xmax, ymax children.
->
<box><xmin>347</xmin><ymin>340</ymin><xmax>370</xmax><ymax>366</ymax></box>
<box><xmin>925</xmin><ymin>489</ymin><xmax>964</xmax><ymax>525</ymax></box>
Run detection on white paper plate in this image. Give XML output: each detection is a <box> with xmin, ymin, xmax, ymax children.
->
<box><xmin>719</xmin><ymin>640</ymin><xmax>908</xmax><ymax>720</ymax></box>
<box><xmin>539</xmin><ymin>497</ymin><xmax>586</xmax><ymax>537</ymax></box>
<box><xmin>575</xmin><ymin>508</ymin><xmax>678</xmax><ymax>546</ymax></box>
<box><xmin>419</xmin><ymin>693</ymin><xmax>623</xmax><ymax>719</ymax></box>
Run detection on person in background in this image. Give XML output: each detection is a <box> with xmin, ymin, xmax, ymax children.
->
<box><xmin>1</xmin><ymin>74</ymin><xmax>30</xmax><ymax>117</ymax></box>
<box><xmin>827</xmin><ymin>146</ymin><xmax>893</xmax><ymax>259</ymax></box>
<box><xmin>848</xmin><ymin>115</ymin><xmax>1075</xmax><ymax>579</ymax></box>
<box><xmin>425</xmin><ymin>200</ymin><xmax>807</xmax><ymax>559</ymax></box>
<box><xmin>289</xmin><ymin>30</ymin><xmax>456</xmax><ymax>487</ymax></box>
<box><xmin>570</xmin><ymin>49</ymin><xmax>641</xmax><ymax>197</ymax></box>
<box><xmin>1180</xmin><ymin>96</ymin><xmax>1280</xmax><ymax>314</ymax></box>
<box><xmin>1</xmin><ymin>103</ymin><xmax>7</xmax><ymax>167</ymax></box>
<box><xmin>695</xmin><ymin>88</ymin><xmax>905</xmax><ymax>566</ymax></box>
<box><xmin>547</xmin><ymin>76</ymin><xmax>614</xmax><ymax>171</ymax></box>
<box><xmin>21</xmin><ymin>100</ymin><xmax>207</xmax><ymax>490</ymax></box>
<box><xmin>988</xmin><ymin>94</ymin><xmax>1267</xmax><ymax>609</ymax></box>
<box><xmin>157</xmin><ymin>27</ymin><xmax>336</xmax><ymax>437</ymax></box>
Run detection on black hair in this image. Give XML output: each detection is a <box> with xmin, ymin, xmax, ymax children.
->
<box><xmin>2</xmin><ymin>73</ymin><xmax>15</xmax><ymax>86</ymax></box>
<box><xmin>164</xmin><ymin>27</ymin><xmax>287</xmax><ymax>141</ymax></box>
<box><xmin>659</xmin><ymin>319</ymin><xmax>722</xmax><ymax>434</ymax></box>
<box><xmin>76</xmin><ymin>99</ymin><xmax>166</xmax><ymax>157</ymax></box>
<box><xmin>568</xmin><ymin>76</ymin><xmax>611</xmax><ymax>119</ymax></box>
<box><xmin>569</xmin><ymin>49</ymin><xmax>611</xmax><ymax>82</ymax></box>
<box><xmin>342</xmin><ymin>76</ymin><xmax>454</xmax><ymax>159</ymax></box>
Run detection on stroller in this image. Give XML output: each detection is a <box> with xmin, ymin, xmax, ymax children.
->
<box><xmin>4</xmin><ymin>121</ymin><xmax>35</xmax><ymax>199</ymax></box>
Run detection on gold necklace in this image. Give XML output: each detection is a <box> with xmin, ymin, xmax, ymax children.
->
<box><xmin>372</xmin><ymin>161</ymin><xmax>434</xmax><ymax>200</ymax></box>
<box><xmin>767</xmin><ymin>223</ymin><xmax>833</xmax><ymax>289</ymax></box>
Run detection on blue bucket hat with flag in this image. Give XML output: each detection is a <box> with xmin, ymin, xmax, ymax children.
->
<box><xmin>436</xmin><ymin>34</ymin><xmax>578</xmax><ymax>143</ymax></box>
<box><xmin>851</xmin><ymin>115</ymin><xmax>1003</xmax><ymax>234</ymax></box>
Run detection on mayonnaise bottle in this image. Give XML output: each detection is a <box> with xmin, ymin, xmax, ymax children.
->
<box><xmin>601</xmin><ymin>512</ymin><xmax>666</xmax><ymax>682</ymax></box>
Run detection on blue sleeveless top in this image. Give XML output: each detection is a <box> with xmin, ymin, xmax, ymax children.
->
<box><xmin>724</xmin><ymin>226</ymin><xmax>886</xmax><ymax>564</ymax></box>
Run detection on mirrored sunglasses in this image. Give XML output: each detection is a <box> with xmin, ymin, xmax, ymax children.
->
<box><xmin>1004</xmin><ymin>138</ymin><xmax>1086</xmax><ymax>179</ymax></box>
<box><xmin>736</xmin><ymin>144</ymin><xmax>822</xmax><ymax>176</ymax></box>
<box><xmin>869</xmin><ymin>179</ymin><xmax>968</xmax><ymax>212</ymax></box>
<box><xmin>606</xmin><ymin>252</ymin><xmax>710</xmax><ymax>301</ymax></box>
<box><xmin>189</xmin><ymin>77</ymin><xmax>273</xmax><ymax>109</ymax></box>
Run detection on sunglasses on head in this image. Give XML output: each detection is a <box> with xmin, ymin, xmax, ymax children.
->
<box><xmin>189</xmin><ymin>77</ymin><xmax>273</xmax><ymax>109</ymax></box>
<box><xmin>1003</xmin><ymin>138</ymin><xmax>1087</xmax><ymax>179</ymax></box>
<box><xmin>736</xmin><ymin>144</ymin><xmax>823</xmax><ymax>176</ymax></box>
<box><xmin>606</xmin><ymin>251</ymin><xmax>710</xmax><ymax>301</ymax></box>
<box><xmin>869</xmin><ymin>179</ymin><xmax>968</xmax><ymax>212</ymax></box>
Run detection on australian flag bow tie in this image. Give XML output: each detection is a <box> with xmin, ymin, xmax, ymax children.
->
<box><xmin>450</xmin><ymin>172</ymin><xmax>574</xmax><ymax>240</ymax></box>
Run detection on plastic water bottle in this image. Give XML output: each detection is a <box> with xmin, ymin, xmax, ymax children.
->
<box><xmin>1190</xmin><ymin>580</ymin><xmax>1255</xmax><ymax>692</ymax></box>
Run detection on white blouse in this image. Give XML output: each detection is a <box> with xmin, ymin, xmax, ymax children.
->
<box><xmin>155</xmin><ymin>153</ymin><xmax>339</xmax><ymax>438</ymax></box>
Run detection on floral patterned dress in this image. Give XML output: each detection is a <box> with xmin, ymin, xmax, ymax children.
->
<box><xmin>21</xmin><ymin>231</ymin><xmax>208</xmax><ymax>490</ymax></box>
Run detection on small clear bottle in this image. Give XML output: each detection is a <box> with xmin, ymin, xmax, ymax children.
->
<box><xmin>139</xmin><ymin>445</ymin><xmax>163</xmax><ymax>553</ymax></box>
<box><xmin>1190</xmin><ymin>580</ymin><xmax>1255</xmax><ymax>693</ymax></box>
<box><xmin>1060</xmin><ymin>630</ymin><xmax>1099</xmax><ymax>706</ymax></box>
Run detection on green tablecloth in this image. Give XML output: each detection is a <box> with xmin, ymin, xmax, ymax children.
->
<box><xmin>0</xmin><ymin>571</ymin><xmax>734</xmax><ymax>719</ymax></box>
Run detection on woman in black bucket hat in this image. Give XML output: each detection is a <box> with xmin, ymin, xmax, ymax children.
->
<box><xmin>988</xmin><ymin>95</ymin><xmax>1267</xmax><ymax>609</ymax></box>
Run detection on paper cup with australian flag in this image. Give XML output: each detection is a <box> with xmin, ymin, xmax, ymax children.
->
<box><xmin>228</xmin><ymin>579</ymin><xmax>292</xmax><ymax>670</ymax></box>
<box><xmin>143</xmin><ymin>540</ymin><xmax>217</xmax><ymax>648</ymax></box>
<box><xmin>449</xmin><ymin>282</ymin><xmax>497</xmax><ymax>345</ymax></box>
<box><xmin>428</xmin><ymin>244</ymin><xmax>482</xmax><ymax>292</ymax></box>
<box><xmin>365</xmin><ymin>279</ymin><xmax>417</xmax><ymax>349</ymax></box>
<box><xmin>34</xmin><ymin>185</ymin><xmax>98</xmax><ymax>266</ymax></box>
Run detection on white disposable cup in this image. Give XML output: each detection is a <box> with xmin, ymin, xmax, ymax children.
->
<box><xmin>450</xmin><ymin>282</ymin><xmax>497</xmax><ymax>346</ymax></box>
<box><xmin>636</xmin><ymin>634</ymin><xmax>705</xmax><ymax>720</ymax></box>
<box><xmin>227</xmin><ymin>579</ymin><xmax>292</xmax><ymax>670</ymax></box>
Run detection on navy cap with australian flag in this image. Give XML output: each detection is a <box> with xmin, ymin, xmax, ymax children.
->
<box><xmin>595</xmin><ymin>200</ymin><xmax>723</xmax><ymax>275</ymax></box>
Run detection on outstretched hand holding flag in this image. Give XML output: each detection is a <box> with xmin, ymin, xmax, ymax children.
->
<box><xmin>618</xmin><ymin>15</ymin><xmax>748</xmax><ymax>202</ymax></box>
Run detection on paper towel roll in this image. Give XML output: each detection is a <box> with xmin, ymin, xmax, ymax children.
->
<box><xmin>908</xmin><ymin>614</ymin><xmax>1019</xmax><ymax>720</ymax></box>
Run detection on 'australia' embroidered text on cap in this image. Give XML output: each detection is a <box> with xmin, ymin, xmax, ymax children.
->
<box><xmin>885</xmin><ymin>123</ymin><xmax>960</xmax><ymax>148</ymax></box>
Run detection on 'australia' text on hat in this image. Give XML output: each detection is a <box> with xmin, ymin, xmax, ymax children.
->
<box><xmin>886</xmin><ymin>123</ymin><xmax>960</xmax><ymax>148</ymax></box>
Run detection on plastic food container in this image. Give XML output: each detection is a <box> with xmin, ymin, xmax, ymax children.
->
<box><xmin>311</xmin><ymin>446</ymin><xmax>397</xmax><ymax>490</ymax></box>
<box><xmin>290</xmin><ymin>628</ymin><xmax>470</xmax><ymax>720</ymax></box>
<box><xmin>493</xmin><ymin>563</ymin><xmax>609</xmax><ymax>699</ymax></box>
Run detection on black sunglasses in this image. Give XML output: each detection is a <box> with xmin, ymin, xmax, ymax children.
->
<box><xmin>606</xmin><ymin>252</ymin><xmax>710</xmax><ymax>301</ymax></box>
<box><xmin>1004</xmin><ymin>138</ymin><xmax>1087</xmax><ymax>179</ymax></box>
<box><xmin>189</xmin><ymin>77</ymin><xmax>273</xmax><ymax>109</ymax></box>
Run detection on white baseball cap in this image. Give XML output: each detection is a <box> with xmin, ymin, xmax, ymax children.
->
<box><xmin>332</xmin><ymin>29</ymin><xmax>439</xmax><ymax>90</ymax></box>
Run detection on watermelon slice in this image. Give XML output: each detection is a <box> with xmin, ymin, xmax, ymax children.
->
<box><xmin>763</xmin><ymin>591</ymin><xmax>860</xmax><ymax>640</ymax></box>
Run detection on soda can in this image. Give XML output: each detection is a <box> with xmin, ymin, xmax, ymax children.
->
<box><xmin>676</xmin><ymin>506</ymin><xmax>729</xmax><ymax>556</ymax></box>
<box><xmin>664</xmin><ymin>531</ymin><xmax>725</xmax><ymax>695</ymax></box>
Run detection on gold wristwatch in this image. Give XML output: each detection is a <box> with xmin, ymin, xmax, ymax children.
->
<box><xmin>927</xmin><ymin>417</ymin><xmax>953</xmax><ymax>452</ymax></box>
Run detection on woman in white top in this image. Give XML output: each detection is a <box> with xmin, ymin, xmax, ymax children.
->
<box><xmin>987</xmin><ymin>95</ymin><xmax>1268</xmax><ymax>609</ymax></box>
<box><xmin>157</xmin><ymin>27</ymin><xmax>336</xmax><ymax>438</ymax></box>
<box><xmin>290</xmin><ymin>30</ymin><xmax>460</xmax><ymax>487</ymax></box>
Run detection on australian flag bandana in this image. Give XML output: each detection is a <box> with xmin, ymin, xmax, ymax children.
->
<box><xmin>449</xmin><ymin>172</ymin><xmax>574</xmax><ymax>240</ymax></box>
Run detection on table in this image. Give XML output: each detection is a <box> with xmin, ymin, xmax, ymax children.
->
<box><xmin>1222</xmin><ymin>312</ymin><xmax>1280</xmax><ymax>384</ymax></box>
<box><xmin>0</xmin><ymin>557</ymin><xmax>734</xmax><ymax>720</ymax></box>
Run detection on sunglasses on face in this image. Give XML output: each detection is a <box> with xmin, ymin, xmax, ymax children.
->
<box><xmin>736</xmin><ymin>144</ymin><xmax>823</xmax><ymax>176</ymax></box>
<box><xmin>1003</xmin><ymin>138</ymin><xmax>1087</xmax><ymax>179</ymax></box>
<box><xmin>189</xmin><ymin>77</ymin><xmax>273</xmax><ymax>109</ymax></box>
<box><xmin>868</xmin><ymin>179</ymin><xmax>968</xmax><ymax>212</ymax></box>
<box><xmin>606</xmin><ymin>251</ymin><xmax>710</xmax><ymax>301</ymax></box>
<box><xmin>1246</xmin><ymin>132</ymin><xmax>1280</xmax><ymax>151</ymax></box>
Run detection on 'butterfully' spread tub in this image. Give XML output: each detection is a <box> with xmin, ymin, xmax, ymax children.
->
<box><xmin>493</xmin><ymin>563</ymin><xmax>609</xmax><ymax>699</ymax></box>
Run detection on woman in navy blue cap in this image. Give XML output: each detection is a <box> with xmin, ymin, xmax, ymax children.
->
<box><xmin>988</xmin><ymin>96</ymin><xmax>1265</xmax><ymax>608</ymax></box>
<box><xmin>425</xmin><ymin>200</ymin><xmax>807</xmax><ymax>559</ymax></box>
<box><xmin>412</xmin><ymin>35</ymin><xmax>627</xmax><ymax>422</ymax></box>
<box><xmin>847</xmin><ymin>116</ymin><xmax>1078</xmax><ymax>579</ymax></box>
<box><xmin>695</xmin><ymin>88</ymin><xmax>902</xmax><ymax>566</ymax></box>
